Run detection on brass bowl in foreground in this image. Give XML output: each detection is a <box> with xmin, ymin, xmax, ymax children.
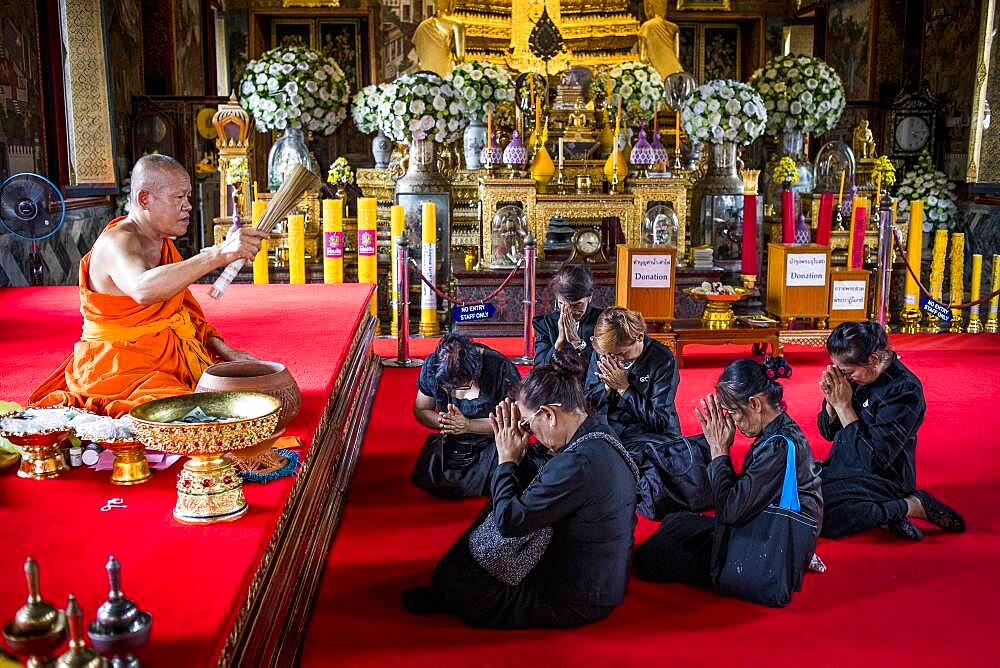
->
<box><xmin>130</xmin><ymin>392</ymin><xmax>281</xmax><ymax>455</ymax></box>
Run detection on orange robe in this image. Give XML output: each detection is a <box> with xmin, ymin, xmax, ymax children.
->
<box><xmin>29</xmin><ymin>218</ymin><xmax>221</xmax><ymax>417</ymax></box>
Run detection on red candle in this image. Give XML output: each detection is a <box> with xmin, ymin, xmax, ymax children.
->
<box><xmin>742</xmin><ymin>194</ymin><xmax>757</xmax><ymax>277</ymax></box>
<box><xmin>781</xmin><ymin>189</ymin><xmax>795</xmax><ymax>244</ymax></box>
<box><xmin>816</xmin><ymin>192</ymin><xmax>834</xmax><ymax>246</ymax></box>
<box><xmin>850</xmin><ymin>205</ymin><xmax>867</xmax><ymax>269</ymax></box>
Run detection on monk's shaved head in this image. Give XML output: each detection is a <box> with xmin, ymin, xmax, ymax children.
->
<box><xmin>130</xmin><ymin>154</ymin><xmax>189</xmax><ymax>205</ymax></box>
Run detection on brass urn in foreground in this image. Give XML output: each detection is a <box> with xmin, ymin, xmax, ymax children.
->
<box><xmin>3</xmin><ymin>557</ymin><xmax>67</xmax><ymax>667</ymax></box>
<box><xmin>130</xmin><ymin>392</ymin><xmax>280</xmax><ymax>524</ymax></box>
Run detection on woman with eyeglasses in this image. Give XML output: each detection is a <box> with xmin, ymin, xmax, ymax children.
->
<box><xmin>532</xmin><ymin>265</ymin><xmax>601</xmax><ymax>367</ymax></box>
<box><xmin>634</xmin><ymin>359</ymin><xmax>822</xmax><ymax>604</ymax></box>
<box><xmin>402</xmin><ymin>350</ymin><xmax>640</xmax><ymax>627</ymax></box>
<box><xmin>584</xmin><ymin>306</ymin><xmax>682</xmax><ymax>465</ymax></box>
<box><xmin>411</xmin><ymin>333</ymin><xmax>521</xmax><ymax>499</ymax></box>
<box><xmin>817</xmin><ymin>321</ymin><xmax>964</xmax><ymax>540</ymax></box>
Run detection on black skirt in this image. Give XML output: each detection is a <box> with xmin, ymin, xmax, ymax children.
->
<box><xmin>411</xmin><ymin>433</ymin><xmax>498</xmax><ymax>499</ymax></box>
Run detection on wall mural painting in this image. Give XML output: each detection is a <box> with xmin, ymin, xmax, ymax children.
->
<box><xmin>223</xmin><ymin>9</ymin><xmax>249</xmax><ymax>96</ymax></box>
<box><xmin>319</xmin><ymin>19</ymin><xmax>365</xmax><ymax>92</ymax></box>
<box><xmin>826</xmin><ymin>0</ymin><xmax>873</xmax><ymax>100</ymax></box>
<box><xmin>0</xmin><ymin>1</ymin><xmax>47</xmax><ymax>181</ymax></box>
<box><xmin>272</xmin><ymin>19</ymin><xmax>315</xmax><ymax>49</ymax></box>
<box><xmin>703</xmin><ymin>26</ymin><xmax>739</xmax><ymax>81</ymax></box>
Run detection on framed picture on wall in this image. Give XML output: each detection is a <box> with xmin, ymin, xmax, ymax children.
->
<box><xmin>703</xmin><ymin>26</ymin><xmax>741</xmax><ymax>81</ymax></box>
<box><xmin>271</xmin><ymin>19</ymin><xmax>314</xmax><ymax>49</ymax></box>
<box><xmin>677</xmin><ymin>0</ymin><xmax>732</xmax><ymax>10</ymax></box>
<box><xmin>825</xmin><ymin>0</ymin><xmax>876</xmax><ymax>101</ymax></box>
<box><xmin>678</xmin><ymin>26</ymin><xmax>697</xmax><ymax>75</ymax></box>
<box><xmin>0</xmin><ymin>5</ymin><xmax>48</xmax><ymax>181</ymax></box>
<box><xmin>318</xmin><ymin>19</ymin><xmax>366</xmax><ymax>92</ymax></box>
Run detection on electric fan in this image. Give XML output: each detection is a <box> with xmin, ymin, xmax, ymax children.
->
<box><xmin>0</xmin><ymin>173</ymin><xmax>66</xmax><ymax>286</ymax></box>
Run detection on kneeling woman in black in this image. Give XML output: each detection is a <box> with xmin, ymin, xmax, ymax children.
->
<box><xmin>410</xmin><ymin>334</ymin><xmax>521</xmax><ymax>499</ymax></box>
<box><xmin>584</xmin><ymin>306</ymin><xmax>682</xmax><ymax>465</ymax></box>
<box><xmin>404</xmin><ymin>351</ymin><xmax>640</xmax><ymax>628</ymax></box>
<box><xmin>634</xmin><ymin>359</ymin><xmax>822</xmax><ymax>606</ymax></box>
<box><xmin>818</xmin><ymin>321</ymin><xmax>964</xmax><ymax>540</ymax></box>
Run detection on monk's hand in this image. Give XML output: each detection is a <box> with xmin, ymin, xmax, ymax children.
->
<box><xmin>490</xmin><ymin>398</ymin><xmax>528</xmax><ymax>465</ymax></box>
<box><xmin>439</xmin><ymin>404</ymin><xmax>470</xmax><ymax>435</ymax></box>
<box><xmin>208</xmin><ymin>337</ymin><xmax>258</xmax><ymax>362</ymax></box>
<box><xmin>696</xmin><ymin>393</ymin><xmax>735</xmax><ymax>458</ymax></box>
<box><xmin>217</xmin><ymin>227</ymin><xmax>268</xmax><ymax>265</ymax></box>
<box><xmin>597</xmin><ymin>355</ymin><xmax>629</xmax><ymax>394</ymax></box>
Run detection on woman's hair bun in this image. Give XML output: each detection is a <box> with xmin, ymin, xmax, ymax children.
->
<box><xmin>549</xmin><ymin>348</ymin><xmax>587</xmax><ymax>378</ymax></box>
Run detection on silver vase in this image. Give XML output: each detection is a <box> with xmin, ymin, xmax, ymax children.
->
<box><xmin>267</xmin><ymin>128</ymin><xmax>318</xmax><ymax>191</ymax></box>
<box><xmin>463</xmin><ymin>121</ymin><xmax>486</xmax><ymax>170</ymax></box>
<box><xmin>701</xmin><ymin>141</ymin><xmax>743</xmax><ymax>195</ymax></box>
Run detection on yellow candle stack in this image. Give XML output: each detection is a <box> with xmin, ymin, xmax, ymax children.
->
<box><xmin>322</xmin><ymin>198</ymin><xmax>344</xmax><ymax>284</ymax></box>
<box><xmin>949</xmin><ymin>232</ymin><xmax>965</xmax><ymax>331</ymax></box>
<box><xmin>390</xmin><ymin>205</ymin><xmax>405</xmax><ymax>337</ymax></box>
<box><xmin>419</xmin><ymin>201</ymin><xmax>439</xmax><ymax>337</ymax></box>
<box><xmin>899</xmin><ymin>199</ymin><xmax>923</xmax><ymax>333</ymax></box>
<box><xmin>357</xmin><ymin>197</ymin><xmax>378</xmax><ymax>316</ymax></box>
<box><xmin>968</xmin><ymin>253</ymin><xmax>983</xmax><ymax>333</ymax></box>
<box><xmin>251</xmin><ymin>200</ymin><xmax>269</xmax><ymax>285</ymax></box>
<box><xmin>926</xmin><ymin>228</ymin><xmax>948</xmax><ymax>331</ymax></box>
<box><xmin>287</xmin><ymin>214</ymin><xmax>305</xmax><ymax>285</ymax></box>
<box><xmin>986</xmin><ymin>255</ymin><xmax>1000</xmax><ymax>333</ymax></box>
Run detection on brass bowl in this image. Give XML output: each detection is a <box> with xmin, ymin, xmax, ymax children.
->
<box><xmin>686</xmin><ymin>288</ymin><xmax>749</xmax><ymax>330</ymax></box>
<box><xmin>129</xmin><ymin>392</ymin><xmax>280</xmax><ymax>524</ymax></box>
<box><xmin>129</xmin><ymin>392</ymin><xmax>280</xmax><ymax>455</ymax></box>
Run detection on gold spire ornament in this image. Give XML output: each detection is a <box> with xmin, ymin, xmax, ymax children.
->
<box><xmin>530</xmin><ymin>119</ymin><xmax>555</xmax><ymax>192</ymax></box>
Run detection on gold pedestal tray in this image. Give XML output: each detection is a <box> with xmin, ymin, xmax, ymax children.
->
<box><xmin>4</xmin><ymin>431</ymin><xmax>71</xmax><ymax>480</ymax></box>
<box><xmin>130</xmin><ymin>392</ymin><xmax>280</xmax><ymax>525</ymax></box>
<box><xmin>99</xmin><ymin>441</ymin><xmax>152</xmax><ymax>486</ymax></box>
<box><xmin>688</xmin><ymin>289</ymin><xmax>748</xmax><ymax>330</ymax></box>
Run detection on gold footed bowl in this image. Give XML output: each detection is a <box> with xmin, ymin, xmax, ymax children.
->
<box><xmin>687</xmin><ymin>289</ymin><xmax>748</xmax><ymax>330</ymax></box>
<box><xmin>4</xmin><ymin>431</ymin><xmax>71</xmax><ymax>480</ymax></box>
<box><xmin>130</xmin><ymin>392</ymin><xmax>280</xmax><ymax>524</ymax></box>
<box><xmin>98</xmin><ymin>441</ymin><xmax>152</xmax><ymax>486</ymax></box>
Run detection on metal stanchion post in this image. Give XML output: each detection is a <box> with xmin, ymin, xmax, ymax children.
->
<box><xmin>512</xmin><ymin>233</ymin><xmax>536</xmax><ymax>365</ymax></box>
<box><xmin>875</xmin><ymin>194</ymin><xmax>894</xmax><ymax>328</ymax></box>
<box><xmin>382</xmin><ymin>236</ymin><xmax>423</xmax><ymax>368</ymax></box>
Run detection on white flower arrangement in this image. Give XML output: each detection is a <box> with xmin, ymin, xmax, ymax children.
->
<box><xmin>377</xmin><ymin>71</ymin><xmax>468</xmax><ymax>145</ymax></box>
<box><xmin>592</xmin><ymin>61</ymin><xmax>665</xmax><ymax>121</ymax></box>
<box><xmin>446</xmin><ymin>61</ymin><xmax>515</xmax><ymax>123</ymax></box>
<box><xmin>680</xmin><ymin>79</ymin><xmax>767</xmax><ymax>145</ymax></box>
<box><xmin>749</xmin><ymin>55</ymin><xmax>845</xmax><ymax>135</ymax></box>
<box><xmin>352</xmin><ymin>83</ymin><xmax>387</xmax><ymax>135</ymax></box>
<box><xmin>894</xmin><ymin>150</ymin><xmax>959</xmax><ymax>231</ymax></box>
<box><xmin>238</xmin><ymin>46</ymin><xmax>351</xmax><ymax>136</ymax></box>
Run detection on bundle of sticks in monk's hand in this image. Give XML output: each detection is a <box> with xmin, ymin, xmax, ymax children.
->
<box><xmin>209</xmin><ymin>164</ymin><xmax>323</xmax><ymax>299</ymax></box>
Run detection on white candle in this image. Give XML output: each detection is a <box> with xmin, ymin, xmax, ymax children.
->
<box><xmin>558</xmin><ymin>138</ymin><xmax>564</xmax><ymax>169</ymax></box>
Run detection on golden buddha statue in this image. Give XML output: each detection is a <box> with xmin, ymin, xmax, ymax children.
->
<box><xmin>413</xmin><ymin>0</ymin><xmax>466</xmax><ymax>78</ymax></box>
<box><xmin>637</xmin><ymin>0</ymin><xmax>683</xmax><ymax>79</ymax></box>
<box><xmin>853</xmin><ymin>119</ymin><xmax>877</xmax><ymax>161</ymax></box>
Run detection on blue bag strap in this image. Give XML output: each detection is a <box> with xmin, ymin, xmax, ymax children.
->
<box><xmin>769</xmin><ymin>434</ymin><xmax>800</xmax><ymax>512</ymax></box>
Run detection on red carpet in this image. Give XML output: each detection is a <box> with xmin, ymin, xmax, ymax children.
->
<box><xmin>0</xmin><ymin>284</ymin><xmax>372</xmax><ymax>665</ymax></box>
<box><xmin>304</xmin><ymin>335</ymin><xmax>1000</xmax><ymax>666</ymax></box>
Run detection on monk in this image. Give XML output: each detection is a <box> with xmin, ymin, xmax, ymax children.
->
<box><xmin>29</xmin><ymin>154</ymin><xmax>267</xmax><ymax>417</ymax></box>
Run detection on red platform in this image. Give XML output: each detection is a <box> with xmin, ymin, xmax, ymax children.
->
<box><xmin>306</xmin><ymin>334</ymin><xmax>1000</xmax><ymax>666</ymax></box>
<box><xmin>0</xmin><ymin>284</ymin><xmax>377</xmax><ymax>666</ymax></box>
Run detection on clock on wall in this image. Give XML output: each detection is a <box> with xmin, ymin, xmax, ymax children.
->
<box><xmin>887</xmin><ymin>86</ymin><xmax>940</xmax><ymax>167</ymax></box>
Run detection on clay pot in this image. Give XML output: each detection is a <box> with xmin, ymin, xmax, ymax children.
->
<box><xmin>196</xmin><ymin>361</ymin><xmax>301</xmax><ymax>433</ymax></box>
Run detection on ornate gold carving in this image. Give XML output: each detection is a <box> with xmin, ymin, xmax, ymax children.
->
<box><xmin>777</xmin><ymin>330</ymin><xmax>831</xmax><ymax>348</ymax></box>
<box><xmin>58</xmin><ymin>0</ymin><xmax>116</xmax><ymax>187</ymax></box>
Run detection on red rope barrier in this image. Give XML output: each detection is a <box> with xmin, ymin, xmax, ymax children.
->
<box><xmin>408</xmin><ymin>258</ymin><xmax>524</xmax><ymax>307</ymax></box>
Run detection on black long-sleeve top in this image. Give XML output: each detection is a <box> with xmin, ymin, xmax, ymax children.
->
<box><xmin>707</xmin><ymin>412</ymin><xmax>823</xmax><ymax>529</ymax></box>
<box><xmin>817</xmin><ymin>355</ymin><xmax>924</xmax><ymax>490</ymax></box>
<box><xmin>491</xmin><ymin>415</ymin><xmax>638</xmax><ymax>607</ymax></box>
<box><xmin>532</xmin><ymin>305</ymin><xmax>602</xmax><ymax>367</ymax></box>
<box><xmin>584</xmin><ymin>336</ymin><xmax>682</xmax><ymax>442</ymax></box>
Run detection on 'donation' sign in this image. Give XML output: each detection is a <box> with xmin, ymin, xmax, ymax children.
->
<box><xmin>452</xmin><ymin>303</ymin><xmax>497</xmax><ymax>322</ymax></box>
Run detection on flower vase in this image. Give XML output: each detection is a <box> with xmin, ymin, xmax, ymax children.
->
<box><xmin>267</xmin><ymin>128</ymin><xmax>319</xmax><ymax>191</ymax></box>
<box><xmin>372</xmin><ymin>130</ymin><xmax>392</xmax><ymax>169</ymax></box>
<box><xmin>463</xmin><ymin>121</ymin><xmax>487</xmax><ymax>170</ymax></box>
<box><xmin>764</xmin><ymin>129</ymin><xmax>814</xmax><ymax>219</ymax></box>
<box><xmin>701</xmin><ymin>141</ymin><xmax>743</xmax><ymax>195</ymax></box>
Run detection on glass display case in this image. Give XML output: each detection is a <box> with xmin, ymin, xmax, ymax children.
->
<box><xmin>642</xmin><ymin>204</ymin><xmax>680</xmax><ymax>248</ymax></box>
<box><xmin>490</xmin><ymin>204</ymin><xmax>528</xmax><ymax>269</ymax></box>
<box><xmin>814</xmin><ymin>140</ymin><xmax>857</xmax><ymax>195</ymax></box>
<box><xmin>696</xmin><ymin>194</ymin><xmax>764</xmax><ymax>277</ymax></box>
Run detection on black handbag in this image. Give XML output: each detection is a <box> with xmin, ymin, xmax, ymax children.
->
<box><xmin>711</xmin><ymin>435</ymin><xmax>818</xmax><ymax>607</ymax></box>
<box><xmin>636</xmin><ymin>433</ymin><xmax>713</xmax><ymax>519</ymax></box>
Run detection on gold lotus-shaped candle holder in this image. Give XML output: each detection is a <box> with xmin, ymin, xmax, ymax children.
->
<box><xmin>130</xmin><ymin>392</ymin><xmax>280</xmax><ymax>524</ymax></box>
<box><xmin>0</xmin><ymin>412</ymin><xmax>71</xmax><ymax>480</ymax></box>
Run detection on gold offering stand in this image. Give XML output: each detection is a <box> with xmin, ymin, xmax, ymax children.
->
<box><xmin>130</xmin><ymin>392</ymin><xmax>280</xmax><ymax>524</ymax></box>
<box><xmin>687</xmin><ymin>289</ymin><xmax>749</xmax><ymax>330</ymax></box>
<box><xmin>97</xmin><ymin>441</ymin><xmax>152</xmax><ymax>486</ymax></box>
<box><xmin>0</xmin><ymin>418</ymin><xmax>71</xmax><ymax>481</ymax></box>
